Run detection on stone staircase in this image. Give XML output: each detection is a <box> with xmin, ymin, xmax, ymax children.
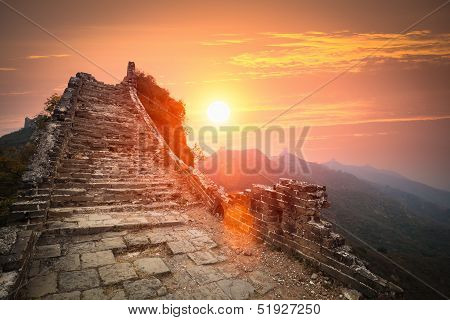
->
<box><xmin>1</xmin><ymin>68</ymin><xmax>205</xmax><ymax>299</ymax></box>
<box><xmin>12</xmin><ymin>75</ymin><xmax>190</xmax><ymax>225</ymax></box>
<box><xmin>39</xmin><ymin>77</ymin><xmax>195</xmax><ymax>235</ymax></box>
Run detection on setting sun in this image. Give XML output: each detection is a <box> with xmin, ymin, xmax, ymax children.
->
<box><xmin>207</xmin><ymin>101</ymin><xmax>230</xmax><ymax>124</ymax></box>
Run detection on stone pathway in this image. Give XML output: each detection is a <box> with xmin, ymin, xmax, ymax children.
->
<box><xmin>19</xmin><ymin>206</ymin><xmax>348</xmax><ymax>300</ymax></box>
<box><xmin>16</xmin><ymin>75</ymin><xmax>347</xmax><ymax>300</ymax></box>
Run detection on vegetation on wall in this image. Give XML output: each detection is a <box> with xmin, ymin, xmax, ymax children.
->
<box><xmin>0</xmin><ymin>94</ymin><xmax>60</xmax><ymax>217</ymax></box>
<box><xmin>135</xmin><ymin>70</ymin><xmax>194</xmax><ymax>166</ymax></box>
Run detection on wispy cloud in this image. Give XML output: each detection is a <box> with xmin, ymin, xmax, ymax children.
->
<box><xmin>237</xmin><ymin>98</ymin><xmax>450</xmax><ymax>128</ymax></box>
<box><xmin>200</xmin><ymin>39</ymin><xmax>250</xmax><ymax>46</ymax></box>
<box><xmin>229</xmin><ymin>30</ymin><xmax>450</xmax><ymax>76</ymax></box>
<box><xmin>0</xmin><ymin>67</ymin><xmax>16</xmax><ymax>71</ymax></box>
<box><xmin>306</xmin><ymin>131</ymin><xmax>393</xmax><ymax>141</ymax></box>
<box><xmin>0</xmin><ymin>91</ymin><xmax>32</xmax><ymax>96</ymax></box>
<box><xmin>200</xmin><ymin>34</ymin><xmax>252</xmax><ymax>46</ymax></box>
<box><xmin>282</xmin><ymin>111</ymin><xmax>450</xmax><ymax>127</ymax></box>
<box><xmin>25</xmin><ymin>54</ymin><xmax>70</xmax><ymax>59</ymax></box>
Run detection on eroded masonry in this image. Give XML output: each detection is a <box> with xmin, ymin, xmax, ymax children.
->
<box><xmin>0</xmin><ymin>62</ymin><xmax>402</xmax><ymax>299</ymax></box>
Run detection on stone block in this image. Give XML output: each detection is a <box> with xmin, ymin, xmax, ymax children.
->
<box><xmin>123</xmin><ymin>278</ymin><xmax>162</xmax><ymax>299</ymax></box>
<box><xmin>186</xmin><ymin>266</ymin><xmax>224</xmax><ymax>285</ymax></box>
<box><xmin>82</xmin><ymin>288</ymin><xmax>108</xmax><ymax>300</ymax></box>
<box><xmin>110</xmin><ymin>289</ymin><xmax>126</xmax><ymax>300</ymax></box>
<box><xmin>24</xmin><ymin>273</ymin><xmax>58</xmax><ymax>298</ymax></box>
<box><xmin>148</xmin><ymin>233</ymin><xmax>172</xmax><ymax>244</ymax></box>
<box><xmin>97</xmin><ymin>237</ymin><xmax>126</xmax><ymax>252</ymax></box>
<box><xmin>167</xmin><ymin>240</ymin><xmax>196</xmax><ymax>254</ymax></box>
<box><xmin>41</xmin><ymin>254</ymin><xmax>81</xmax><ymax>273</ymax></box>
<box><xmin>189</xmin><ymin>283</ymin><xmax>229</xmax><ymax>300</ymax></box>
<box><xmin>248</xmin><ymin>271</ymin><xmax>275</xmax><ymax>294</ymax></box>
<box><xmin>133</xmin><ymin>258</ymin><xmax>170</xmax><ymax>276</ymax></box>
<box><xmin>217</xmin><ymin>279</ymin><xmax>255</xmax><ymax>300</ymax></box>
<box><xmin>81</xmin><ymin>250</ymin><xmax>115</xmax><ymax>269</ymax></box>
<box><xmin>187</xmin><ymin>250</ymin><xmax>219</xmax><ymax>265</ymax></box>
<box><xmin>98</xmin><ymin>263</ymin><xmax>137</xmax><ymax>285</ymax></box>
<box><xmin>190</xmin><ymin>236</ymin><xmax>217</xmax><ymax>250</ymax></box>
<box><xmin>59</xmin><ymin>269</ymin><xmax>100</xmax><ymax>292</ymax></box>
<box><xmin>35</xmin><ymin>244</ymin><xmax>61</xmax><ymax>259</ymax></box>
<box><xmin>124</xmin><ymin>234</ymin><xmax>148</xmax><ymax>247</ymax></box>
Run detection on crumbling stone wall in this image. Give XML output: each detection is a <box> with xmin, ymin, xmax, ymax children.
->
<box><xmin>1</xmin><ymin>72</ymin><xmax>85</xmax><ymax>298</ymax></box>
<box><xmin>126</xmin><ymin>62</ymin><xmax>228</xmax><ymax>210</ymax></box>
<box><xmin>224</xmin><ymin>178</ymin><xmax>402</xmax><ymax>298</ymax></box>
<box><xmin>9</xmin><ymin>74</ymin><xmax>85</xmax><ymax>227</ymax></box>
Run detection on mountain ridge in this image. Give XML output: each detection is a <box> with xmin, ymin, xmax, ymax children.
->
<box><xmin>323</xmin><ymin>159</ymin><xmax>450</xmax><ymax>208</ymax></box>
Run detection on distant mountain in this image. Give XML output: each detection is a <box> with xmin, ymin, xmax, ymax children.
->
<box><xmin>323</xmin><ymin>159</ymin><xmax>450</xmax><ymax>209</ymax></box>
<box><xmin>199</xmin><ymin>149</ymin><xmax>450</xmax><ymax>299</ymax></box>
<box><xmin>199</xmin><ymin>148</ymin><xmax>271</xmax><ymax>191</ymax></box>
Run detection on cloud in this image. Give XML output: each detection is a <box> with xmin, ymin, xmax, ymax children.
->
<box><xmin>237</xmin><ymin>98</ymin><xmax>450</xmax><ymax>128</ymax></box>
<box><xmin>200</xmin><ymin>39</ymin><xmax>250</xmax><ymax>46</ymax></box>
<box><xmin>0</xmin><ymin>91</ymin><xmax>32</xmax><ymax>96</ymax></box>
<box><xmin>280</xmin><ymin>111</ymin><xmax>450</xmax><ymax>127</ymax></box>
<box><xmin>229</xmin><ymin>30</ymin><xmax>450</xmax><ymax>76</ymax></box>
<box><xmin>200</xmin><ymin>34</ymin><xmax>252</xmax><ymax>46</ymax></box>
<box><xmin>306</xmin><ymin>131</ymin><xmax>393</xmax><ymax>141</ymax></box>
<box><xmin>0</xmin><ymin>67</ymin><xmax>16</xmax><ymax>71</ymax></box>
<box><xmin>25</xmin><ymin>54</ymin><xmax>70</xmax><ymax>59</ymax></box>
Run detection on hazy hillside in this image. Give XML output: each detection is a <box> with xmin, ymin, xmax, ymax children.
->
<box><xmin>0</xmin><ymin>125</ymin><xmax>36</xmax><ymax>220</ymax></box>
<box><xmin>0</xmin><ymin>126</ymin><xmax>34</xmax><ymax>149</ymax></box>
<box><xmin>323</xmin><ymin>159</ymin><xmax>450</xmax><ymax>209</ymax></box>
<box><xmin>199</xmin><ymin>149</ymin><xmax>450</xmax><ymax>299</ymax></box>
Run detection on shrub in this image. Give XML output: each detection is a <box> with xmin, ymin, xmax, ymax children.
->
<box><xmin>135</xmin><ymin>70</ymin><xmax>194</xmax><ymax>166</ymax></box>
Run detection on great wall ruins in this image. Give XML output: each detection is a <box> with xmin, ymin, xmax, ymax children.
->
<box><xmin>0</xmin><ymin>62</ymin><xmax>402</xmax><ymax>300</ymax></box>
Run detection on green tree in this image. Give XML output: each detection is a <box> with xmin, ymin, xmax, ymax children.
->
<box><xmin>44</xmin><ymin>93</ymin><xmax>61</xmax><ymax>114</ymax></box>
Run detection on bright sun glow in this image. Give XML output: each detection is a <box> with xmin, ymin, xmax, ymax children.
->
<box><xmin>207</xmin><ymin>101</ymin><xmax>230</xmax><ymax>124</ymax></box>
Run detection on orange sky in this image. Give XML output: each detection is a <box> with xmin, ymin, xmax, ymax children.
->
<box><xmin>0</xmin><ymin>0</ymin><xmax>449</xmax><ymax>189</ymax></box>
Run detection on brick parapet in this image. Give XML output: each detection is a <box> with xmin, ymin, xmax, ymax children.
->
<box><xmin>224</xmin><ymin>178</ymin><xmax>402</xmax><ymax>298</ymax></box>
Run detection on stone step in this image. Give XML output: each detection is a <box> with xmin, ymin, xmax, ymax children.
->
<box><xmin>54</xmin><ymin>174</ymin><xmax>161</xmax><ymax>183</ymax></box>
<box><xmin>71</xmin><ymin>125</ymin><xmax>138</xmax><ymax>137</ymax></box>
<box><xmin>18</xmin><ymin>188</ymin><xmax>51</xmax><ymax>197</ymax></box>
<box><xmin>17</xmin><ymin>194</ymin><xmax>50</xmax><ymax>202</ymax></box>
<box><xmin>59</xmin><ymin>161</ymin><xmax>158</xmax><ymax>170</ymax></box>
<box><xmin>11</xmin><ymin>200</ymin><xmax>49</xmax><ymax>212</ymax></box>
<box><xmin>72</xmin><ymin>119</ymin><xmax>137</xmax><ymax>128</ymax></box>
<box><xmin>7</xmin><ymin>210</ymin><xmax>47</xmax><ymax>222</ymax></box>
<box><xmin>63</xmin><ymin>152</ymin><xmax>160</xmax><ymax>160</ymax></box>
<box><xmin>87</xmin><ymin>181</ymin><xmax>174</xmax><ymax>189</ymax></box>
<box><xmin>51</xmin><ymin>188</ymin><xmax>177</xmax><ymax>200</ymax></box>
<box><xmin>72</xmin><ymin>116</ymin><xmax>137</xmax><ymax>127</ymax></box>
<box><xmin>49</xmin><ymin>191</ymin><xmax>180</xmax><ymax>208</ymax></box>
<box><xmin>53</xmin><ymin>188</ymin><xmax>86</xmax><ymax>195</ymax></box>
<box><xmin>58</xmin><ymin>171</ymin><xmax>165</xmax><ymax>178</ymax></box>
<box><xmin>52</xmin><ymin>180</ymin><xmax>170</xmax><ymax>189</ymax></box>
<box><xmin>57</xmin><ymin>168</ymin><xmax>142</xmax><ymax>176</ymax></box>
<box><xmin>52</xmin><ymin>182</ymin><xmax>173</xmax><ymax>191</ymax></box>
<box><xmin>70</xmin><ymin>137</ymin><xmax>137</xmax><ymax>146</ymax></box>
<box><xmin>59</xmin><ymin>162</ymin><xmax>148</xmax><ymax>169</ymax></box>
<box><xmin>44</xmin><ymin>213</ymin><xmax>185</xmax><ymax>236</ymax></box>
<box><xmin>69</xmin><ymin>137</ymin><xmax>138</xmax><ymax>147</ymax></box>
<box><xmin>47</xmin><ymin>201</ymin><xmax>179</xmax><ymax>217</ymax></box>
